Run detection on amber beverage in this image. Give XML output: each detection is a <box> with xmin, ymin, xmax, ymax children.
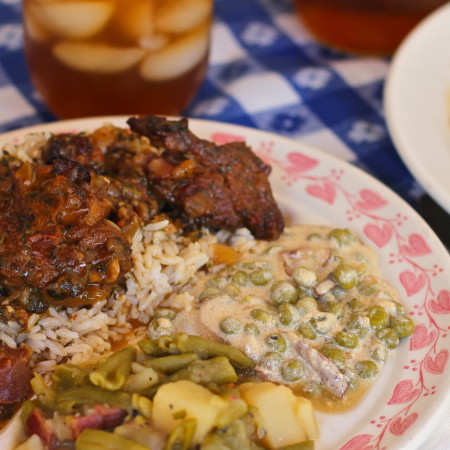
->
<box><xmin>294</xmin><ymin>0</ymin><xmax>447</xmax><ymax>55</ymax></box>
<box><xmin>22</xmin><ymin>0</ymin><xmax>213</xmax><ymax>118</ymax></box>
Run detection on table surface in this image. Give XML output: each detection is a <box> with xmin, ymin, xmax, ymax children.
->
<box><xmin>0</xmin><ymin>0</ymin><xmax>448</xmax><ymax>448</ymax></box>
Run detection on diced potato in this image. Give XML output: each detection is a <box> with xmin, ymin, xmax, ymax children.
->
<box><xmin>140</xmin><ymin>23</ymin><xmax>209</xmax><ymax>81</ymax></box>
<box><xmin>152</xmin><ymin>380</ymin><xmax>229</xmax><ymax>444</ymax></box>
<box><xmin>29</xmin><ymin>1</ymin><xmax>114</xmax><ymax>39</ymax></box>
<box><xmin>239</xmin><ymin>382</ymin><xmax>307</xmax><ymax>449</ymax></box>
<box><xmin>53</xmin><ymin>42</ymin><xmax>145</xmax><ymax>73</ymax></box>
<box><xmin>111</xmin><ymin>0</ymin><xmax>155</xmax><ymax>42</ymax></box>
<box><xmin>15</xmin><ymin>434</ymin><xmax>44</xmax><ymax>450</ymax></box>
<box><xmin>294</xmin><ymin>397</ymin><xmax>319</xmax><ymax>440</ymax></box>
<box><xmin>155</xmin><ymin>0</ymin><xmax>212</xmax><ymax>34</ymax></box>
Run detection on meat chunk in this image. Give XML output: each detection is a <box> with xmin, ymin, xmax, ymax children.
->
<box><xmin>128</xmin><ymin>116</ymin><xmax>284</xmax><ymax>240</ymax></box>
<box><xmin>0</xmin><ymin>346</ymin><xmax>32</xmax><ymax>419</ymax></box>
<box><xmin>0</xmin><ymin>157</ymin><xmax>132</xmax><ymax>309</ymax></box>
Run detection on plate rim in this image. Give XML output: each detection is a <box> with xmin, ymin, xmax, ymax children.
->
<box><xmin>0</xmin><ymin>115</ymin><xmax>449</xmax><ymax>450</ymax></box>
<box><xmin>384</xmin><ymin>1</ymin><xmax>450</xmax><ymax>215</ymax></box>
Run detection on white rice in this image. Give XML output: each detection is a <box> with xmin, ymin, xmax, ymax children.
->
<box><xmin>0</xmin><ymin>131</ymin><xmax>257</xmax><ymax>373</ymax></box>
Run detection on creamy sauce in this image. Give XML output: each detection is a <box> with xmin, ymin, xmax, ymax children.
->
<box><xmin>173</xmin><ymin>225</ymin><xmax>410</xmax><ymax>412</ymax></box>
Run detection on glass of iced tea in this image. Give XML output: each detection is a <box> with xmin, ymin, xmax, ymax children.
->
<box><xmin>22</xmin><ymin>0</ymin><xmax>213</xmax><ymax>118</ymax></box>
<box><xmin>294</xmin><ymin>0</ymin><xmax>447</xmax><ymax>55</ymax></box>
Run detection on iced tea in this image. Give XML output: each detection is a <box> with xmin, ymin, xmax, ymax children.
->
<box><xmin>23</xmin><ymin>0</ymin><xmax>213</xmax><ymax>118</ymax></box>
<box><xmin>294</xmin><ymin>0</ymin><xmax>447</xmax><ymax>55</ymax></box>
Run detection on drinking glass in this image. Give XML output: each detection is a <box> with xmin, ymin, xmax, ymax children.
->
<box><xmin>22</xmin><ymin>0</ymin><xmax>213</xmax><ymax>118</ymax></box>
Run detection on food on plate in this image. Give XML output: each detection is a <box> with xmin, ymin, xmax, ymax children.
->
<box><xmin>0</xmin><ymin>116</ymin><xmax>413</xmax><ymax>449</ymax></box>
<box><xmin>18</xmin><ymin>335</ymin><xmax>317</xmax><ymax>449</ymax></box>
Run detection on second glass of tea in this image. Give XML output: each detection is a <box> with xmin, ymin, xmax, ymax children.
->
<box><xmin>22</xmin><ymin>0</ymin><xmax>213</xmax><ymax>118</ymax></box>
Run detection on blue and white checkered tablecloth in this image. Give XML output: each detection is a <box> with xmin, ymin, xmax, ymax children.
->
<box><xmin>0</xmin><ymin>2</ymin><xmax>449</xmax><ymax>447</ymax></box>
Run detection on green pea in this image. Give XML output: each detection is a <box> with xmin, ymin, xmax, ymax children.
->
<box><xmin>294</xmin><ymin>267</ymin><xmax>317</xmax><ymax>288</ymax></box>
<box><xmin>297</xmin><ymin>323</ymin><xmax>317</xmax><ymax>340</ymax></box>
<box><xmin>281</xmin><ymin>360</ymin><xmax>304</xmax><ymax>382</ymax></box>
<box><xmin>323</xmin><ymin>301</ymin><xmax>345</xmax><ymax>319</ymax></box>
<box><xmin>328</xmin><ymin>228</ymin><xmax>355</xmax><ymax>246</ymax></box>
<box><xmin>295</xmin><ymin>296</ymin><xmax>317</xmax><ymax>315</ymax></box>
<box><xmin>355</xmin><ymin>360</ymin><xmax>378</xmax><ymax>378</ymax></box>
<box><xmin>333</xmin><ymin>264</ymin><xmax>358</xmax><ymax>290</ymax></box>
<box><xmin>244</xmin><ymin>323</ymin><xmax>260</xmax><ymax>336</ymax></box>
<box><xmin>394</xmin><ymin>302</ymin><xmax>406</xmax><ymax>314</ymax></box>
<box><xmin>348</xmin><ymin>298</ymin><xmax>364</xmax><ymax>310</ymax></box>
<box><xmin>261</xmin><ymin>352</ymin><xmax>283</xmax><ymax>371</ymax></box>
<box><xmin>390</xmin><ymin>315</ymin><xmax>414</xmax><ymax>338</ymax></box>
<box><xmin>335</xmin><ymin>331</ymin><xmax>359</xmax><ymax>349</ymax></box>
<box><xmin>224</xmin><ymin>283</ymin><xmax>241</xmax><ymax>298</ymax></box>
<box><xmin>310</xmin><ymin>314</ymin><xmax>335</xmax><ymax>334</ymax></box>
<box><xmin>296</xmin><ymin>286</ymin><xmax>311</xmax><ymax>299</ymax></box>
<box><xmin>251</xmin><ymin>308</ymin><xmax>274</xmax><ymax>324</ymax></box>
<box><xmin>370</xmin><ymin>345</ymin><xmax>387</xmax><ymax>363</ymax></box>
<box><xmin>376</xmin><ymin>327</ymin><xmax>399</xmax><ymax>349</ymax></box>
<box><xmin>266</xmin><ymin>333</ymin><xmax>287</xmax><ymax>353</ymax></box>
<box><xmin>321</xmin><ymin>345</ymin><xmax>346</xmax><ymax>369</ymax></box>
<box><xmin>359</xmin><ymin>285</ymin><xmax>376</xmax><ymax>296</ymax></box>
<box><xmin>306</xmin><ymin>232</ymin><xmax>322</xmax><ymax>241</ymax></box>
<box><xmin>231</xmin><ymin>270</ymin><xmax>248</xmax><ymax>286</ymax></box>
<box><xmin>341</xmin><ymin>368</ymin><xmax>360</xmax><ymax>391</ymax></box>
<box><xmin>250</xmin><ymin>269</ymin><xmax>273</xmax><ymax>286</ymax></box>
<box><xmin>154</xmin><ymin>308</ymin><xmax>177</xmax><ymax>321</ymax></box>
<box><xmin>277</xmin><ymin>303</ymin><xmax>298</xmax><ymax>326</ymax></box>
<box><xmin>219</xmin><ymin>317</ymin><xmax>243</xmax><ymax>335</ymax></box>
<box><xmin>206</xmin><ymin>277</ymin><xmax>226</xmax><ymax>288</ymax></box>
<box><xmin>270</xmin><ymin>280</ymin><xmax>297</xmax><ymax>305</ymax></box>
<box><xmin>199</xmin><ymin>287</ymin><xmax>221</xmax><ymax>300</ymax></box>
<box><xmin>240</xmin><ymin>262</ymin><xmax>255</xmax><ymax>270</ymax></box>
<box><xmin>346</xmin><ymin>314</ymin><xmax>369</xmax><ymax>337</ymax></box>
<box><xmin>366</xmin><ymin>305</ymin><xmax>389</xmax><ymax>329</ymax></box>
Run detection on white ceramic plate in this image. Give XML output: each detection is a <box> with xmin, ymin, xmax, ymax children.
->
<box><xmin>1</xmin><ymin>117</ymin><xmax>449</xmax><ymax>450</ymax></box>
<box><xmin>385</xmin><ymin>2</ymin><xmax>450</xmax><ymax>215</ymax></box>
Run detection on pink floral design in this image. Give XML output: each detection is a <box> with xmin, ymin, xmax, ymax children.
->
<box><xmin>251</xmin><ymin>141</ymin><xmax>449</xmax><ymax>449</ymax></box>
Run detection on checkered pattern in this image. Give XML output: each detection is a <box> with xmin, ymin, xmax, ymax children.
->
<box><xmin>0</xmin><ymin>0</ymin><xmax>422</xmax><ymax>207</ymax></box>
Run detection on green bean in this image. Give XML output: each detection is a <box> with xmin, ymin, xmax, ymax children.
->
<box><xmin>355</xmin><ymin>360</ymin><xmax>378</xmax><ymax>378</ymax></box>
<box><xmin>265</xmin><ymin>333</ymin><xmax>287</xmax><ymax>353</ymax></box>
<box><xmin>323</xmin><ymin>301</ymin><xmax>345</xmax><ymax>319</ymax></box>
<box><xmin>169</xmin><ymin>356</ymin><xmax>237</xmax><ymax>385</ymax></box>
<box><xmin>75</xmin><ymin>429</ymin><xmax>148</xmax><ymax>450</ymax></box>
<box><xmin>143</xmin><ymin>353</ymin><xmax>198</xmax><ymax>374</ymax></box>
<box><xmin>297</xmin><ymin>323</ymin><xmax>317</xmax><ymax>340</ymax></box>
<box><xmin>55</xmin><ymin>386</ymin><xmax>132</xmax><ymax>414</ymax></box>
<box><xmin>123</xmin><ymin>368</ymin><xmax>160</xmax><ymax>394</ymax></box>
<box><xmin>321</xmin><ymin>345</ymin><xmax>346</xmax><ymax>369</ymax></box>
<box><xmin>138</xmin><ymin>339</ymin><xmax>173</xmax><ymax>357</ymax></box>
<box><xmin>281</xmin><ymin>360</ymin><xmax>305</xmax><ymax>382</ymax></box>
<box><xmin>277</xmin><ymin>441</ymin><xmax>315</xmax><ymax>450</ymax></box>
<box><xmin>327</xmin><ymin>228</ymin><xmax>355</xmax><ymax>246</ymax></box>
<box><xmin>89</xmin><ymin>347</ymin><xmax>136</xmax><ymax>391</ymax></box>
<box><xmin>131</xmin><ymin>393</ymin><xmax>153</xmax><ymax>419</ymax></box>
<box><xmin>333</xmin><ymin>264</ymin><xmax>358</xmax><ymax>290</ymax></box>
<box><xmin>293</xmin><ymin>267</ymin><xmax>317</xmax><ymax>288</ymax></box>
<box><xmin>335</xmin><ymin>331</ymin><xmax>359</xmax><ymax>349</ymax></box>
<box><xmin>53</xmin><ymin>364</ymin><xmax>91</xmax><ymax>391</ymax></box>
<box><xmin>278</xmin><ymin>303</ymin><xmax>299</xmax><ymax>326</ymax></box>
<box><xmin>30</xmin><ymin>373</ymin><xmax>55</xmax><ymax>408</ymax></box>
<box><xmin>271</xmin><ymin>280</ymin><xmax>297</xmax><ymax>305</ymax></box>
<box><xmin>390</xmin><ymin>315</ymin><xmax>414</xmax><ymax>338</ymax></box>
<box><xmin>250</xmin><ymin>269</ymin><xmax>273</xmax><ymax>286</ymax></box>
<box><xmin>295</xmin><ymin>296</ymin><xmax>317</xmax><ymax>314</ymax></box>
<box><xmin>251</xmin><ymin>308</ymin><xmax>275</xmax><ymax>324</ymax></box>
<box><xmin>366</xmin><ymin>305</ymin><xmax>389</xmax><ymax>329</ymax></box>
<box><xmin>175</xmin><ymin>334</ymin><xmax>255</xmax><ymax>370</ymax></box>
<box><xmin>219</xmin><ymin>317</ymin><xmax>243</xmax><ymax>335</ymax></box>
<box><xmin>376</xmin><ymin>327</ymin><xmax>399</xmax><ymax>349</ymax></box>
<box><xmin>202</xmin><ymin>418</ymin><xmax>254</xmax><ymax>449</ymax></box>
<box><xmin>231</xmin><ymin>270</ymin><xmax>248</xmax><ymax>286</ymax></box>
<box><xmin>215</xmin><ymin>391</ymin><xmax>248</xmax><ymax>428</ymax></box>
<box><xmin>165</xmin><ymin>419</ymin><xmax>196</xmax><ymax>450</ymax></box>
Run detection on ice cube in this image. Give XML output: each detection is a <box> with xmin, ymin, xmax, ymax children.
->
<box><xmin>155</xmin><ymin>0</ymin><xmax>212</xmax><ymax>34</ymax></box>
<box><xmin>29</xmin><ymin>1</ymin><xmax>115</xmax><ymax>39</ymax></box>
<box><xmin>111</xmin><ymin>0</ymin><xmax>155</xmax><ymax>42</ymax></box>
<box><xmin>53</xmin><ymin>41</ymin><xmax>145</xmax><ymax>73</ymax></box>
<box><xmin>140</xmin><ymin>23</ymin><xmax>209</xmax><ymax>81</ymax></box>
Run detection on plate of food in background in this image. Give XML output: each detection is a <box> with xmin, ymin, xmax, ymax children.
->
<box><xmin>385</xmin><ymin>1</ymin><xmax>450</xmax><ymax>216</ymax></box>
<box><xmin>0</xmin><ymin>116</ymin><xmax>449</xmax><ymax>450</ymax></box>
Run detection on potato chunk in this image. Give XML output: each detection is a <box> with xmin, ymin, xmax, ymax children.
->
<box><xmin>239</xmin><ymin>382</ymin><xmax>308</xmax><ymax>449</ymax></box>
<box><xmin>29</xmin><ymin>1</ymin><xmax>114</xmax><ymax>39</ymax></box>
<box><xmin>295</xmin><ymin>397</ymin><xmax>319</xmax><ymax>440</ymax></box>
<box><xmin>152</xmin><ymin>380</ymin><xmax>229</xmax><ymax>444</ymax></box>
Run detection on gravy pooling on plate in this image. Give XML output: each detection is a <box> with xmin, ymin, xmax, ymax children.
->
<box><xmin>174</xmin><ymin>225</ymin><xmax>414</xmax><ymax>411</ymax></box>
